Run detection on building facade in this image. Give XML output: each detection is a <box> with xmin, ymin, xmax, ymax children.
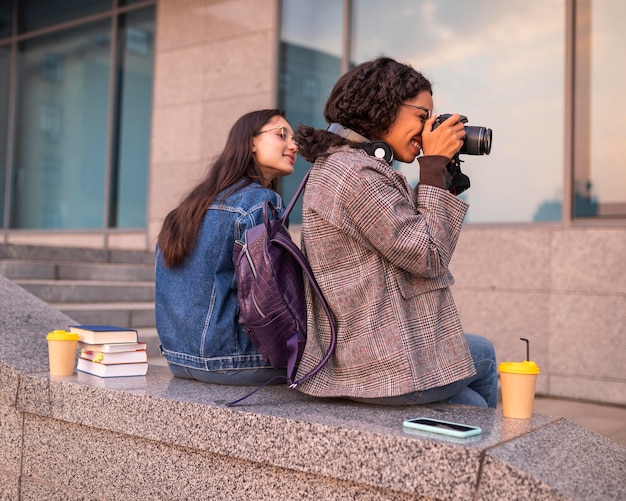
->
<box><xmin>1</xmin><ymin>0</ymin><xmax>624</xmax><ymax>405</ymax></box>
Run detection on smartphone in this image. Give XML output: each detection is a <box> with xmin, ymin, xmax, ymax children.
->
<box><xmin>402</xmin><ymin>417</ymin><xmax>482</xmax><ymax>438</ymax></box>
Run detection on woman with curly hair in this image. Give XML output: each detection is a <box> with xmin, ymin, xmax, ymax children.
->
<box><xmin>294</xmin><ymin>57</ymin><xmax>497</xmax><ymax>407</ymax></box>
<box><xmin>155</xmin><ymin>109</ymin><xmax>297</xmax><ymax>385</ymax></box>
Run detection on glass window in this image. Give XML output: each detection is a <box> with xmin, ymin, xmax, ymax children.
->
<box><xmin>0</xmin><ymin>47</ymin><xmax>9</xmax><ymax>225</ymax></box>
<box><xmin>17</xmin><ymin>0</ymin><xmax>110</xmax><ymax>34</ymax></box>
<box><xmin>3</xmin><ymin>3</ymin><xmax>155</xmax><ymax>231</ymax></box>
<box><xmin>0</xmin><ymin>1</ymin><xmax>13</xmax><ymax>39</ymax></box>
<box><xmin>350</xmin><ymin>0</ymin><xmax>565</xmax><ymax>224</ymax></box>
<box><xmin>574</xmin><ymin>0</ymin><xmax>626</xmax><ymax>218</ymax></box>
<box><xmin>111</xmin><ymin>7</ymin><xmax>155</xmax><ymax>228</ymax></box>
<box><xmin>12</xmin><ymin>20</ymin><xmax>111</xmax><ymax>229</ymax></box>
<box><xmin>278</xmin><ymin>0</ymin><xmax>344</xmax><ymax>221</ymax></box>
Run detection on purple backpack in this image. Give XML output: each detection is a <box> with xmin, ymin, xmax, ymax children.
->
<box><xmin>230</xmin><ymin>170</ymin><xmax>336</xmax><ymax>404</ymax></box>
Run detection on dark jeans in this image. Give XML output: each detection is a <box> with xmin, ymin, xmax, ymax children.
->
<box><xmin>168</xmin><ymin>364</ymin><xmax>286</xmax><ymax>385</ymax></box>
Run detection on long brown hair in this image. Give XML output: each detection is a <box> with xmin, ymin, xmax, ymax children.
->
<box><xmin>157</xmin><ymin>109</ymin><xmax>285</xmax><ymax>268</ymax></box>
<box><xmin>295</xmin><ymin>57</ymin><xmax>432</xmax><ymax>162</ymax></box>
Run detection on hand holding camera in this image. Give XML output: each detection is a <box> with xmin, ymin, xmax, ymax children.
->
<box><xmin>433</xmin><ymin>114</ymin><xmax>492</xmax><ymax>157</ymax></box>
<box><xmin>426</xmin><ymin>113</ymin><xmax>492</xmax><ymax>195</ymax></box>
<box><xmin>422</xmin><ymin>113</ymin><xmax>467</xmax><ymax>160</ymax></box>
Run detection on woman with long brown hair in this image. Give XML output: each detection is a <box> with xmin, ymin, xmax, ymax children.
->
<box><xmin>155</xmin><ymin>109</ymin><xmax>297</xmax><ymax>384</ymax></box>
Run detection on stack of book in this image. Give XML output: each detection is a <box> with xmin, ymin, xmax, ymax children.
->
<box><xmin>70</xmin><ymin>325</ymin><xmax>149</xmax><ymax>377</ymax></box>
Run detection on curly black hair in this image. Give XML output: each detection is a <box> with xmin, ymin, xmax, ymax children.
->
<box><xmin>294</xmin><ymin>57</ymin><xmax>432</xmax><ymax>162</ymax></box>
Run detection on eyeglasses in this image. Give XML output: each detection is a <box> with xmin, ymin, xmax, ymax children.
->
<box><xmin>254</xmin><ymin>126</ymin><xmax>294</xmax><ymax>143</ymax></box>
<box><xmin>400</xmin><ymin>103</ymin><xmax>431</xmax><ymax>121</ymax></box>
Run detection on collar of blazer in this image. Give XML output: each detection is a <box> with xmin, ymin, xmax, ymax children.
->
<box><xmin>327</xmin><ymin>123</ymin><xmax>394</xmax><ymax>165</ymax></box>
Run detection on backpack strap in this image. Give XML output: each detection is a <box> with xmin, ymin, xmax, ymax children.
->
<box><xmin>281</xmin><ymin>168</ymin><xmax>311</xmax><ymax>224</ymax></box>
<box><xmin>269</xmin><ymin>229</ymin><xmax>336</xmax><ymax>387</ymax></box>
<box><xmin>277</xmin><ymin>167</ymin><xmax>336</xmax><ymax>386</ymax></box>
<box><xmin>225</xmin><ymin>168</ymin><xmax>336</xmax><ymax>406</ymax></box>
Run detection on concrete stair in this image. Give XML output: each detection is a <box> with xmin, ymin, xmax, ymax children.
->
<box><xmin>0</xmin><ymin>243</ymin><xmax>161</xmax><ymax>358</ymax></box>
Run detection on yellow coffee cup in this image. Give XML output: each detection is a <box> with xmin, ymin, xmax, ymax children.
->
<box><xmin>46</xmin><ymin>330</ymin><xmax>80</xmax><ymax>376</ymax></box>
<box><xmin>498</xmin><ymin>360</ymin><xmax>540</xmax><ymax>419</ymax></box>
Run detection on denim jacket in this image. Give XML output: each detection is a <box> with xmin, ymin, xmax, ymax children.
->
<box><xmin>155</xmin><ymin>181</ymin><xmax>285</xmax><ymax>371</ymax></box>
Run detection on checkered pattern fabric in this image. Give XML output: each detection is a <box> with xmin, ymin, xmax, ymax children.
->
<box><xmin>295</xmin><ymin>148</ymin><xmax>476</xmax><ymax>398</ymax></box>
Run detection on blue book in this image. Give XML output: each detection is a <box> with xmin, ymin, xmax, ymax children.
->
<box><xmin>68</xmin><ymin>325</ymin><xmax>139</xmax><ymax>345</ymax></box>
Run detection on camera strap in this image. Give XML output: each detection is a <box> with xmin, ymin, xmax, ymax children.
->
<box><xmin>446</xmin><ymin>158</ymin><xmax>471</xmax><ymax>195</ymax></box>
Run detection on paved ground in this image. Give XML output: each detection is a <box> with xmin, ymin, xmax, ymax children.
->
<box><xmin>533</xmin><ymin>396</ymin><xmax>626</xmax><ymax>447</ymax></box>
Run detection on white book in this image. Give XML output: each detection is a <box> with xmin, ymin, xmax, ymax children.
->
<box><xmin>77</xmin><ymin>358</ymin><xmax>148</xmax><ymax>378</ymax></box>
<box><xmin>77</xmin><ymin>341</ymin><xmax>148</xmax><ymax>353</ymax></box>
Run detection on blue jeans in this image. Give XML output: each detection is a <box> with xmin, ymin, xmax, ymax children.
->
<box><xmin>168</xmin><ymin>364</ymin><xmax>286</xmax><ymax>385</ymax></box>
<box><xmin>350</xmin><ymin>334</ymin><xmax>498</xmax><ymax>408</ymax></box>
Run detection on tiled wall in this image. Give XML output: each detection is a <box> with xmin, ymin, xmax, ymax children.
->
<box><xmin>451</xmin><ymin>227</ymin><xmax>626</xmax><ymax>405</ymax></box>
<box><xmin>148</xmin><ymin>0</ymin><xmax>280</xmax><ymax>248</ymax></box>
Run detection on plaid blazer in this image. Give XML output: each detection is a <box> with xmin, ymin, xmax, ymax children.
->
<box><xmin>295</xmin><ymin>147</ymin><xmax>476</xmax><ymax>398</ymax></box>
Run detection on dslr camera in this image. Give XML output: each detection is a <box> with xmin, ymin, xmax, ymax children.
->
<box><xmin>432</xmin><ymin>114</ymin><xmax>492</xmax><ymax>156</ymax></box>
<box><xmin>431</xmin><ymin>114</ymin><xmax>493</xmax><ymax>194</ymax></box>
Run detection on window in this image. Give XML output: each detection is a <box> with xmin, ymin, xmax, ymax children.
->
<box><xmin>573</xmin><ymin>0</ymin><xmax>626</xmax><ymax>218</ymax></box>
<box><xmin>110</xmin><ymin>8</ymin><xmax>155</xmax><ymax>228</ymax></box>
<box><xmin>17</xmin><ymin>0</ymin><xmax>110</xmax><ymax>33</ymax></box>
<box><xmin>352</xmin><ymin>0</ymin><xmax>566</xmax><ymax>223</ymax></box>
<box><xmin>278</xmin><ymin>0</ymin><xmax>344</xmax><ymax>221</ymax></box>
<box><xmin>13</xmin><ymin>20</ymin><xmax>111</xmax><ymax>228</ymax></box>
<box><xmin>0</xmin><ymin>2</ymin><xmax>13</xmax><ymax>40</ymax></box>
<box><xmin>280</xmin><ymin>1</ymin><xmax>626</xmax><ymax>225</ymax></box>
<box><xmin>0</xmin><ymin>47</ymin><xmax>9</xmax><ymax>226</ymax></box>
<box><xmin>0</xmin><ymin>0</ymin><xmax>155</xmax><ymax>230</ymax></box>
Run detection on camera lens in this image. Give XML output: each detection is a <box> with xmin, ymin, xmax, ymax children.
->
<box><xmin>462</xmin><ymin>126</ymin><xmax>492</xmax><ymax>155</ymax></box>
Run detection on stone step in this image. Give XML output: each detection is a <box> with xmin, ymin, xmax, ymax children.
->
<box><xmin>15</xmin><ymin>279</ymin><xmax>155</xmax><ymax>304</ymax></box>
<box><xmin>0</xmin><ymin>260</ymin><xmax>154</xmax><ymax>281</ymax></box>
<box><xmin>1</xmin><ymin>244</ymin><xmax>157</xmax><ymax>334</ymax></box>
<box><xmin>53</xmin><ymin>302</ymin><xmax>155</xmax><ymax>329</ymax></box>
<box><xmin>0</xmin><ymin>260</ymin><xmax>54</xmax><ymax>280</ymax></box>
<box><xmin>0</xmin><ymin>243</ymin><xmax>155</xmax><ymax>265</ymax></box>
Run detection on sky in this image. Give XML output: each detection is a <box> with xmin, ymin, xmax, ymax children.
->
<box><xmin>281</xmin><ymin>0</ymin><xmax>625</xmax><ymax>222</ymax></box>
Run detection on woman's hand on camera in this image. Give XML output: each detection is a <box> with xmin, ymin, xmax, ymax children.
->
<box><xmin>422</xmin><ymin>113</ymin><xmax>465</xmax><ymax>160</ymax></box>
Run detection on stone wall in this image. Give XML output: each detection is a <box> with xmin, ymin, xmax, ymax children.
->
<box><xmin>452</xmin><ymin>226</ymin><xmax>626</xmax><ymax>405</ymax></box>
<box><xmin>1</xmin><ymin>276</ymin><xmax>625</xmax><ymax>500</ymax></box>
<box><xmin>148</xmin><ymin>0</ymin><xmax>280</xmax><ymax>247</ymax></box>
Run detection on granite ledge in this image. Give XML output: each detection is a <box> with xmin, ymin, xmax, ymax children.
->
<box><xmin>2</xmin><ymin>276</ymin><xmax>626</xmax><ymax>500</ymax></box>
<box><xmin>5</xmin><ymin>364</ymin><xmax>626</xmax><ymax>500</ymax></box>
